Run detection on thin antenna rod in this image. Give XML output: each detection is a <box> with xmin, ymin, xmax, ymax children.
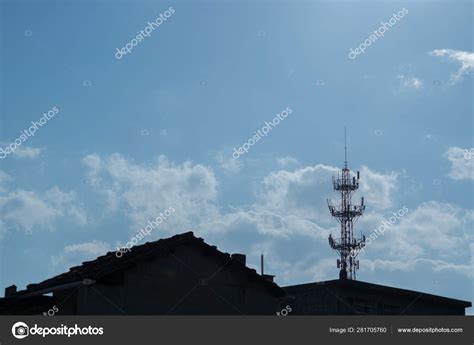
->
<box><xmin>344</xmin><ymin>126</ymin><xmax>347</xmax><ymax>168</ymax></box>
<box><xmin>261</xmin><ymin>254</ymin><xmax>264</xmax><ymax>275</ymax></box>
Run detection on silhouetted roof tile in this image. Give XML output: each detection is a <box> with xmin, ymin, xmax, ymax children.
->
<box><xmin>13</xmin><ymin>232</ymin><xmax>284</xmax><ymax>297</ymax></box>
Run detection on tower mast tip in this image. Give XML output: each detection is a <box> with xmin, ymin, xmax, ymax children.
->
<box><xmin>344</xmin><ymin>126</ymin><xmax>348</xmax><ymax>168</ymax></box>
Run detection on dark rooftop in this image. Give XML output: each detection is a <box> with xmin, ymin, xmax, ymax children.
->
<box><xmin>9</xmin><ymin>231</ymin><xmax>285</xmax><ymax>298</ymax></box>
<box><xmin>283</xmin><ymin>279</ymin><xmax>471</xmax><ymax>308</ymax></box>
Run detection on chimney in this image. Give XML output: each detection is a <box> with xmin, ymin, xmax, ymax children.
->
<box><xmin>231</xmin><ymin>253</ymin><xmax>246</xmax><ymax>266</ymax></box>
<box><xmin>5</xmin><ymin>285</ymin><xmax>17</xmax><ymax>297</ymax></box>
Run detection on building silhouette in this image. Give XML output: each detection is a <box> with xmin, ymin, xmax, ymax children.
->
<box><xmin>0</xmin><ymin>232</ymin><xmax>470</xmax><ymax>315</ymax></box>
<box><xmin>284</xmin><ymin>279</ymin><xmax>470</xmax><ymax>315</ymax></box>
<box><xmin>0</xmin><ymin>232</ymin><xmax>286</xmax><ymax>315</ymax></box>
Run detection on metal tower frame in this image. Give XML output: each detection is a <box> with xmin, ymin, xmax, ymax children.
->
<box><xmin>327</xmin><ymin>128</ymin><xmax>366</xmax><ymax>280</ymax></box>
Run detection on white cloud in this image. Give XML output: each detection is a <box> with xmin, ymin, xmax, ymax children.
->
<box><xmin>357</xmin><ymin>166</ymin><xmax>399</xmax><ymax>210</ymax></box>
<box><xmin>12</xmin><ymin>146</ymin><xmax>42</xmax><ymax>159</ymax></box>
<box><xmin>444</xmin><ymin>146</ymin><xmax>474</xmax><ymax>181</ymax></box>
<box><xmin>82</xmin><ymin>153</ymin><xmax>219</xmax><ymax>235</ymax></box>
<box><xmin>0</xmin><ymin>170</ymin><xmax>12</xmax><ymax>193</ymax></box>
<box><xmin>82</xmin><ymin>155</ymin><xmax>339</xmax><ymax>249</ymax></box>
<box><xmin>397</xmin><ymin>202</ymin><xmax>469</xmax><ymax>254</ymax></box>
<box><xmin>207</xmin><ymin>209</ymin><xmax>330</xmax><ymax>240</ymax></box>
<box><xmin>214</xmin><ymin>149</ymin><xmax>242</xmax><ymax>174</ymax></box>
<box><xmin>203</xmin><ymin>163</ymin><xmax>400</xmax><ymax>283</ymax></box>
<box><xmin>363</xmin><ymin>258</ymin><xmax>472</xmax><ymax>278</ymax></box>
<box><xmin>0</xmin><ymin>170</ymin><xmax>12</xmax><ymax>181</ymax></box>
<box><xmin>361</xmin><ymin>201</ymin><xmax>473</xmax><ymax>262</ymax></box>
<box><xmin>255</xmin><ymin>193</ymin><xmax>472</xmax><ymax>285</ymax></box>
<box><xmin>429</xmin><ymin>49</ymin><xmax>474</xmax><ymax>84</ymax></box>
<box><xmin>257</xmin><ymin>164</ymin><xmax>338</xmax><ymax>219</ymax></box>
<box><xmin>397</xmin><ymin>75</ymin><xmax>423</xmax><ymax>90</ymax></box>
<box><xmin>256</xmin><ymin>164</ymin><xmax>398</xmax><ymax>217</ymax></box>
<box><xmin>83</xmin><ymin>156</ymin><xmax>400</xmax><ymax>242</ymax></box>
<box><xmin>0</xmin><ymin>143</ymin><xmax>42</xmax><ymax>159</ymax></box>
<box><xmin>82</xmin><ymin>153</ymin><xmax>102</xmax><ymax>186</ymax></box>
<box><xmin>276</xmin><ymin>156</ymin><xmax>299</xmax><ymax>167</ymax></box>
<box><xmin>82</xmin><ymin>154</ymin><xmax>121</xmax><ymax>213</ymax></box>
<box><xmin>0</xmin><ymin>186</ymin><xmax>87</xmax><ymax>234</ymax></box>
<box><xmin>81</xmin><ymin>155</ymin><xmax>473</xmax><ymax>291</ymax></box>
<box><xmin>51</xmin><ymin>240</ymin><xmax>111</xmax><ymax>272</ymax></box>
<box><xmin>308</xmin><ymin>258</ymin><xmax>337</xmax><ymax>282</ymax></box>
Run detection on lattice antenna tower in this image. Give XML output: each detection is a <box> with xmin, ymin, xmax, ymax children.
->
<box><xmin>327</xmin><ymin>127</ymin><xmax>366</xmax><ymax>280</ymax></box>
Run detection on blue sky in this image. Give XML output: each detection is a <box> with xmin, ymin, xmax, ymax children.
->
<box><xmin>0</xmin><ymin>0</ymin><xmax>473</xmax><ymax>312</ymax></box>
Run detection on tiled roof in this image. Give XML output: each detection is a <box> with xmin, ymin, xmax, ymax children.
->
<box><xmin>12</xmin><ymin>232</ymin><xmax>285</xmax><ymax>298</ymax></box>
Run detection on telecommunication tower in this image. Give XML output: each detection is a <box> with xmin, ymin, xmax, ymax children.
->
<box><xmin>327</xmin><ymin>128</ymin><xmax>366</xmax><ymax>280</ymax></box>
